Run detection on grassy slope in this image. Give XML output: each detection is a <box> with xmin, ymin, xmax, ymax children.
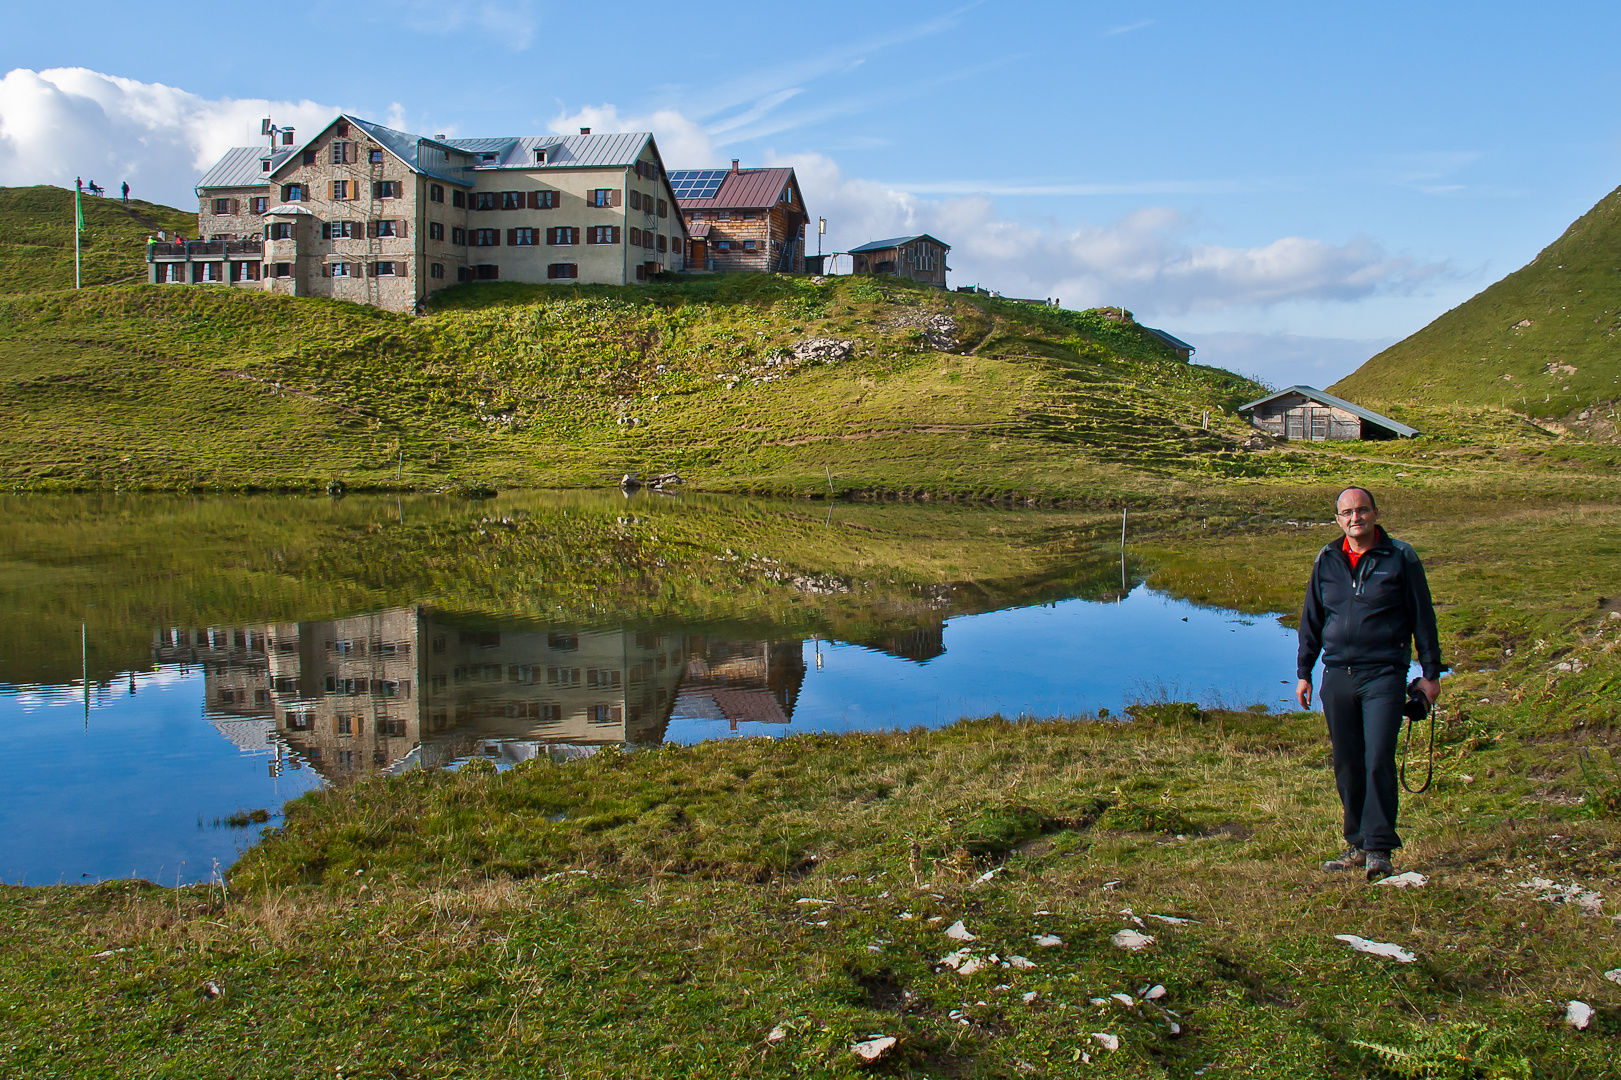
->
<box><xmin>1333</xmin><ymin>184</ymin><xmax>1621</xmax><ymax>427</ymax></box>
<box><xmin>2</xmin><ymin>496</ymin><xmax>1618</xmax><ymax>1078</ymax></box>
<box><xmin>0</xmin><ymin>185</ymin><xmax>193</xmax><ymax>293</ymax></box>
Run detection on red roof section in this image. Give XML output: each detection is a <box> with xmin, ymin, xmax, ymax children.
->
<box><xmin>677</xmin><ymin>167</ymin><xmax>794</xmax><ymax>210</ymax></box>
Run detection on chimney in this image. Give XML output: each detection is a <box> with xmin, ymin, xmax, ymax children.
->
<box><xmin>282</xmin><ymin>127</ymin><xmax>295</xmax><ymax>145</ymax></box>
<box><xmin>580</xmin><ymin>127</ymin><xmax>591</xmax><ymax>135</ymax></box>
<box><xmin>731</xmin><ymin>158</ymin><xmax>740</xmax><ymax>174</ymax></box>
<box><xmin>435</xmin><ymin>134</ymin><xmax>446</xmax><ymax>140</ymax></box>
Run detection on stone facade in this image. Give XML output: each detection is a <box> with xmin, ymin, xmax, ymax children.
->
<box><xmin>153</xmin><ymin>115</ymin><xmax>690</xmax><ymax>313</ymax></box>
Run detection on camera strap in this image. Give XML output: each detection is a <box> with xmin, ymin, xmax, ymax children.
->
<box><xmin>1400</xmin><ymin>700</ymin><xmax>1436</xmax><ymax>795</ymax></box>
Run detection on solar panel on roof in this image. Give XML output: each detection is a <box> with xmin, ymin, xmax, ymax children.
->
<box><xmin>668</xmin><ymin>169</ymin><xmax>727</xmax><ymax>199</ymax></box>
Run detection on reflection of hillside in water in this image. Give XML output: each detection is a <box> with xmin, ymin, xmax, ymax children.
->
<box><xmin>155</xmin><ymin>608</ymin><xmax>826</xmax><ymax>782</ymax></box>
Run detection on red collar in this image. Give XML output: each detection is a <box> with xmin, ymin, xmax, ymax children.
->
<box><xmin>1342</xmin><ymin>529</ymin><xmax>1382</xmax><ymax>568</ymax></box>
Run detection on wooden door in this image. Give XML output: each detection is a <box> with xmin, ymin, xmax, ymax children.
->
<box><xmin>691</xmin><ymin>239</ymin><xmax>707</xmax><ymax>266</ymax></box>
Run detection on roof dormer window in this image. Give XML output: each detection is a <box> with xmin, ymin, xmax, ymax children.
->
<box><xmin>534</xmin><ymin>148</ymin><xmax>546</xmax><ymax>164</ymax></box>
<box><xmin>482</xmin><ymin>153</ymin><xmax>497</xmax><ymax>162</ymax></box>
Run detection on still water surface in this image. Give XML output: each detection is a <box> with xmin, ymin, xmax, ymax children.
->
<box><xmin>0</xmin><ymin>493</ymin><xmax>1301</xmax><ymax>884</ymax></box>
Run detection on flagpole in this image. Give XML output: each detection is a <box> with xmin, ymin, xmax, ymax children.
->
<box><xmin>74</xmin><ymin>178</ymin><xmax>82</xmax><ymax>290</ymax></box>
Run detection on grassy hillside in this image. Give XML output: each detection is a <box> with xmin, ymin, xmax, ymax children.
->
<box><xmin>1334</xmin><ymin>184</ymin><xmax>1621</xmax><ymax>429</ymax></box>
<box><xmin>0</xmin><ymin>212</ymin><xmax>1285</xmax><ymax>497</ymax></box>
<box><xmin>0</xmin><ymin>185</ymin><xmax>193</xmax><ymax>294</ymax></box>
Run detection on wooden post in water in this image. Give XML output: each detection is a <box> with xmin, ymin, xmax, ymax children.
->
<box><xmin>1121</xmin><ymin>507</ymin><xmax>1127</xmax><ymax>549</ymax></box>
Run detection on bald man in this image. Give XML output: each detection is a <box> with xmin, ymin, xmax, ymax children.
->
<box><xmin>1296</xmin><ymin>486</ymin><xmax>1442</xmax><ymax>881</ymax></box>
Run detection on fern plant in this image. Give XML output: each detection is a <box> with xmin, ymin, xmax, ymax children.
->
<box><xmin>1349</xmin><ymin>1022</ymin><xmax>1531</xmax><ymax>1079</ymax></box>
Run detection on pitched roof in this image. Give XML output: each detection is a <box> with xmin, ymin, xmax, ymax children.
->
<box><xmin>848</xmin><ymin>233</ymin><xmax>950</xmax><ymax>253</ymax></box>
<box><xmin>670</xmin><ymin>166</ymin><xmax>795</xmax><ymax>210</ymax></box>
<box><xmin>1142</xmin><ymin>327</ymin><xmax>1195</xmax><ymax>353</ymax></box>
<box><xmin>447</xmin><ymin>131</ymin><xmax>653</xmax><ymax>170</ymax></box>
<box><xmin>197</xmin><ymin>146</ymin><xmax>295</xmax><ymax>191</ymax></box>
<box><xmin>1238</xmin><ymin>385</ymin><xmax>1420</xmax><ymax>437</ymax></box>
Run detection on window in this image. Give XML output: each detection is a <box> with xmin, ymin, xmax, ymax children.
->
<box><xmin>535</xmin><ymin>190</ymin><xmax>559</xmax><ymax>209</ymax></box>
<box><xmin>636</xmin><ymin>161</ymin><xmax>658</xmax><ymax>180</ymax></box>
<box><xmin>547</xmin><ymin>666</ymin><xmax>581</xmax><ymax>688</ymax></box>
<box><xmin>428</xmin><ymin>222</ymin><xmax>444</xmax><ymax>241</ymax></box>
<box><xmin>251</xmin><ymin>197</ymin><xmax>268</xmax><ymax>214</ymax></box>
<box><xmin>430</xmin><ymin>262</ymin><xmax>444</xmax><ymax>279</ymax></box>
<box><xmin>267</xmin><ymin>222</ymin><xmax>292</xmax><ymax>240</ymax></box>
<box><xmin>271</xmin><ymin>262</ymin><xmax>292</xmax><ymax>277</ymax></box>
<box><xmin>231</xmin><ymin>261</ymin><xmax>261</xmax><ymax>282</ymax></box>
<box><xmin>331</xmin><ymin>141</ymin><xmax>353</xmax><ymax>164</ymax></box>
<box><xmin>429</xmin><ymin>183</ymin><xmax>444</xmax><ymax>203</ymax></box>
<box><xmin>547</xmin><ymin>262</ymin><xmax>578</xmax><ymax>279</ymax></box>
<box><xmin>717</xmin><ymin>211</ymin><xmax>730</xmax><ymax>221</ymax></box>
<box><xmin>629</xmin><ymin>227</ymin><xmax>642</xmax><ymax>247</ymax></box>
<box><xmin>643</xmin><ymin>230</ymin><xmax>655</xmax><ymax>250</ymax></box>
<box><xmin>336</xmin><ymin>121</ymin><xmax>349</xmax><ymax>137</ymax></box>
<box><xmin>330</xmin><ymin>180</ymin><xmax>350</xmax><ymax>200</ymax></box>
<box><xmin>213</xmin><ymin>198</ymin><xmax>232</xmax><ymax>214</ymax></box>
<box><xmin>716</xmin><ymin>240</ymin><xmax>731</xmax><ymax>251</ymax></box>
<box><xmin>370</xmin><ymin>261</ymin><xmax>399</xmax><ymax>276</ymax></box>
<box><xmin>548</xmin><ymin>633</ymin><xmax>578</xmax><ymax>650</ymax></box>
<box><xmin>657</xmin><ymin>234</ymin><xmax>667</xmax><ymax>253</ymax></box>
<box><xmin>475</xmin><ymin>192</ymin><xmax>498</xmax><ymax>211</ymax></box>
<box><xmin>546</xmin><ymin>227</ymin><xmax>578</xmax><ymax>245</ymax></box>
<box><xmin>502</xmin><ymin>191</ymin><xmax>525</xmax><ymax>210</ymax></box>
<box><xmin>508</xmin><ymin>228</ymin><xmax>537</xmax><ymax>246</ymax></box>
<box><xmin>741</xmin><ymin>211</ymin><xmax>755</xmax><ymax>221</ymax></box>
<box><xmin>371</xmin><ymin>219</ymin><xmax>399</xmax><ymax>238</ymax></box>
<box><xmin>380</xmin><ymin>717</ymin><xmax>406</xmax><ymax>736</ymax></box>
<box><xmin>691</xmin><ymin>212</ymin><xmax>704</xmax><ymax>223</ymax></box>
<box><xmin>629</xmin><ymin>191</ymin><xmax>642</xmax><ymax>211</ymax></box>
<box><xmin>328</xmin><ymin>262</ymin><xmax>352</xmax><ymax>277</ymax></box>
<box><xmin>281</xmin><ymin>184</ymin><xmax>304</xmax><ymax>202</ymax></box>
<box><xmin>451</xmin><ymin>227</ymin><xmax>467</xmax><ymax>245</ymax></box>
<box><xmin>534</xmin><ymin>148</ymin><xmax>547</xmax><ymax>164</ymax></box>
<box><xmin>587</xmin><ymin>188</ymin><xmax>619</xmax><ymax>208</ymax></box>
<box><xmin>657</xmin><ymin>198</ymin><xmax>667</xmax><ymax>218</ymax></box>
<box><xmin>369</xmin><ymin>149</ymin><xmax>384</xmax><ymax>163</ymax></box>
<box><xmin>337</xmin><ymin>715</ymin><xmax>354</xmax><ymax>735</ymax></box>
<box><xmin>471</xmin><ymin>228</ymin><xmax>500</xmax><ymax>246</ymax></box>
<box><xmin>322</xmin><ymin>221</ymin><xmax>356</xmax><ymax>239</ymax></box>
<box><xmin>197</xmin><ymin>261</ymin><xmax>225</xmax><ymax>282</ymax></box>
<box><xmin>586</xmin><ymin>225</ymin><xmax>620</xmax><ymax>245</ymax></box>
<box><xmin>286</xmin><ymin>711</ymin><xmax>312</xmax><ymax>731</ymax></box>
<box><xmin>635</xmin><ymin>264</ymin><xmax>646</xmax><ymax>281</ymax></box>
<box><xmin>260</xmin><ymin>159</ymin><xmax>271</xmax><ymax>172</ymax></box>
<box><xmin>457</xmin><ymin>266</ymin><xmax>469</xmax><ymax>282</ymax></box>
<box><xmin>475</xmin><ymin>264</ymin><xmax>499</xmax><ymax>280</ymax></box>
<box><xmin>743</xmin><ymin>240</ymin><xmax>756</xmax><ymax>250</ymax></box>
<box><xmin>452</xmin><ymin>189</ymin><xmax>466</xmax><ymax>208</ymax></box>
<box><xmin>302</xmin><ymin>150</ymin><xmax>316</xmax><ymax>165</ymax></box>
<box><xmin>372</xmin><ymin>180</ymin><xmax>399</xmax><ymax>199</ymax></box>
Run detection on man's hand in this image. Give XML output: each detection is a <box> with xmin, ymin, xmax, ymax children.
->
<box><xmin>1416</xmin><ymin>677</ymin><xmax>1441</xmax><ymax>705</ymax></box>
<box><xmin>1296</xmin><ymin>678</ymin><xmax>1313</xmax><ymax>710</ymax></box>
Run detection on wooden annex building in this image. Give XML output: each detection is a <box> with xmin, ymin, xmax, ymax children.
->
<box><xmin>1240</xmin><ymin>385</ymin><xmax>1419</xmax><ymax>441</ymax></box>
<box><xmin>668</xmin><ymin>161</ymin><xmax>809</xmax><ymax>272</ymax></box>
<box><xmin>848</xmin><ymin>234</ymin><xmax>949</xmax><ymax>287</ymax></box>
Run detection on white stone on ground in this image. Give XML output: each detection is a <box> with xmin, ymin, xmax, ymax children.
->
<box><xmin>1374</xmin><ymin>871</ymin><xmax>1429</xmax><ymax>889</ymax></box>
<box><xmin>1566</xmin><ymin>1001</ymin><xmax>1594</xmax><ymax>1030</ymax></box>
<box><xmin>1334</xmin><ymin>934</ymin><xmax>1417</xmax><ymax>963</ymax></box>
<box><xmin>1111</xmin><ymin>929</ymin><xmax>1155</xmax><ymax>951</ymax></box>
<box><xmin>850</xmin><ymin>1036</ymin><xmax>897</xmax><ymax>1063</ymax></box>
<box><xmin>944</xmin><ymin>920</ymin><xmax>976</xmax><ymax>941</ymax></box>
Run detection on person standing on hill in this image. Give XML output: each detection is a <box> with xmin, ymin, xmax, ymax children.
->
<box><xmin>1295</xmin><ymin>486</ymin><xmax>1442</xmax><ymax>882</ymax></box>
<box><xmin>121</xmin><ymin>181</ymin><xmax>130</xmax><ymax>204</ymax></box>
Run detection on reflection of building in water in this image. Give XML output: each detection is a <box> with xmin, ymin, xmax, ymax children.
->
<box><xmin>672</xmin><ymin>636</ymin><xmax>805</xmax><ymax>731</ymax></box>
<box><xmin>156</xmin><ymin>610</ymin><xmax>784</xmax><ymax>781</ymax></box>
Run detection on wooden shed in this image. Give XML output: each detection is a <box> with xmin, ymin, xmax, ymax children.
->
<box><xmin>1239</xmin><ymin>385</ymin><xmax>1419</xmax><ymax>441</ymax></box>
<box><xmin>848</xmin><ymin>234</ymin><xmax>950</xmax><ymax>287</ymax></box>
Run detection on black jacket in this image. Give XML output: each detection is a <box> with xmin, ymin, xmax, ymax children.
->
<box><xmin>1297</xmin><ymin>527</ymin><xmax>1443</xmax><ymax>681</ymax></box>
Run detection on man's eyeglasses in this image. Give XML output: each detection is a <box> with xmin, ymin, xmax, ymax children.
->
<box><xmin>1336</xmin><ymin>507</ymin><xmax>1375</xmax><ymax>519</ymax></box>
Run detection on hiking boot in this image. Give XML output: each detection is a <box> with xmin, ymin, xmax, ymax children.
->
<box><xmin>1364</xmin><ymin>851</ymin><xmax>1395</xmax><ymax>882</ymax></box>
<box><xmin>1322</xmin><ymin>847</ymin><xmax>1365</xmax><ymax>872</ymax></box>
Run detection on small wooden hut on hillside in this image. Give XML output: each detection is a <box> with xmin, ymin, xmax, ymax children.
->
<box><xmin>1240</xmin><ymin>385</ymin><xmax>1419</xmax><ymax>441</ymax></box>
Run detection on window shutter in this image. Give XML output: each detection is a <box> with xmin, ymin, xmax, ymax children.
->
<box><xmin>527</xmin><ymin>190</ymin><xmax>538</xmax><ymax>210</ymax></box>
<box><xmin>507</xmin><ymin>229</ymin><xmax>516</xmax><ymax>246</ymax></box>
<box><xmin>611</xmin><ymin>189</ymin><xmax>621</xmax><ymax>207</ymax></box>
<box><xmin>613</xmin><ymin>226</ymin><xmax>621</xmax><ymax>244</ymax></box>
<box><xmin>322</xmin><ymin>223</ymin><xmax>332</xmax><ymax>239</ymax></box>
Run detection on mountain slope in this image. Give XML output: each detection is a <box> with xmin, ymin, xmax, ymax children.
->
<box><xmin>0</xmin><ymin>185</ymin><xmax>194</xmax><ymax>294</ymax></box>
<box><xmin>1333</xmin><ymin>185</ymin><xmax>1621</xmax><ymax>423</ymax></box>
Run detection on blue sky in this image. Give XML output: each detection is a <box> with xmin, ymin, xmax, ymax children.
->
<box><xmin>3</xmin><ymin>1</ymin><xmax>1620</xmax><ymax>385</ymax></box>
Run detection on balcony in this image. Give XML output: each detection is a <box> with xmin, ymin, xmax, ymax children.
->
<box><xmin>148</xmin><ymin>239</ymin><xmax>264</xmax><ymax>261</ymax></box>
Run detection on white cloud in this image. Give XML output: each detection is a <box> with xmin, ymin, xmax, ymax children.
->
<box><xmin>549</xmin><ymin>103</ymin><xmax>721</xmax><ymax>168</ymax></box>
<box><xmin>769</xmin><ymin>150</ymin><xmax>1447</xmax><ymax>317</ymax></box>
<box><xmin>0</xmin><ymin>67</ymin><xmax>340</xmax><ymax>206</ymax></box>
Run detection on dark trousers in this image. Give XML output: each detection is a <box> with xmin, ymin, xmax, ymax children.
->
<box><xmin>1321</xmin><ymin>665</ymin><xmax>1406</xmax><ymax>853</ymax></box>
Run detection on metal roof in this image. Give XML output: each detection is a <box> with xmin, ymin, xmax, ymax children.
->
<box><xmin>263</xmin><ymin>204</ymin><xmax>314</xmax><ymax>215</ymax></box>
<box><xmin>848</xmin><ymin>233</ymin><xmax>950</xmax><ymax>254</ymax></box>
<box><xmin>673</xmin><ymin>167</ymin><xmax>795</xmax><ymax>209</ymax></box>
<box><xmin>1142</xmin><ymin>327</ymin><xmax>1195</xmax><ymax>353</ymax></box>
<box><xmin>687</xmin><ymin>223</ymin><xmax>712</xmax><ymax>238</ymax></box>
<box><xmin>450</xmin><ymin>132</ymin><xmax>652</xmax><ymax>169</ymax></box>
<box><xmin>197</xmin><ymin>146</ymin><xmax>294</xmax><ymax>191</ymax></box>
<box><xmin>1238</xmin><ymin>385</ymin><xmax>1420</xmax><ymax>438</ymax></box>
